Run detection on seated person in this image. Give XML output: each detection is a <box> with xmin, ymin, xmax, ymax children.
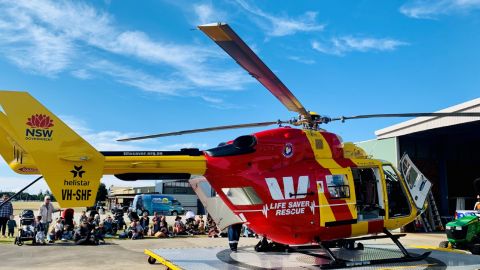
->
<box><xmin>130</xmin><ymin>220</ymin><xmax>144</xmax><ymax>240</ymax></box>
<box><xmin>198</xmin><ymin>219</ymin><xmax>205</xmax><ymax>234</ymax></box>
<box><xmin>92</xmin><ymin>214</ymin><xmax>101</xmax><ymax>227</ymax></box>
<box><xmin>173</xmin><ymin>216</ymin><xmax>186</xmax><ymax>235</ymax></box>
<box><xmin>74</xmin><ymin>221</ymin><xmax>94</xmax><ymax>245</ymax></box>
<box><xmin>94</xmin><ymin>222</ymin><xmax>106</xmax><ymax>244</ymax></box>
<box><xmin>153</xmin><ymin>216</ymin><xmax>169</xmax><ymax>238</ymax></box>
<box><xmin>47</xmin><ymin>222</ymin><xmax>56</xmax><ymax>243</ymax></box>
<box><xmin>54</xmin><ymin>218</ymin><xmax>64</xmax><ymax>240</ymax></box>
<box><xmin>139</xmin><ymin>212</ymin><xmax>149</xmax><ymax>235</ymax></box>
<box><xmin>103</xmin><ymin>215</ymin><xmax>114</xmax><ymax>235</ymax></box>
<box><xmin>185</xmin><ymin>217</ymin><xmax>197</xmax><ymax>235</ymax></box>
<box><xmin>62</xmin><ymin>225</ymin><xmax>73</xmax><ymax>240</ymax></box>
<box><xmin>207</xmin><ymin>215</ymin><xmax>220</xmax><ymax>238</ymax></box>
<box><xmin>79</xmin><ymin>211</ymin><xmax>88</xmax><ymax>224</ymax></box>
<box><xmin>151</xmin><ymin>212</ymin><xmax>161</xmax><ymax>236</ymax></box>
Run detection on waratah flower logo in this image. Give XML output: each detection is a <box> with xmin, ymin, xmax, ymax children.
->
<box><xmin>26</xmin><ymin>114</ymin><xmax>54</xmax><ymax>129</ymax></box>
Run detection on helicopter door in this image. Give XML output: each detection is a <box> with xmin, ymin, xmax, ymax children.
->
<box><xmin>189</xmin><ymin>177</ymin><xmax>242</xmax><ymax>230</ymax></box>
<box><xmin>399</xmin><ymin>154</ymin><xmax>432</xmax><ymax>210</ymax></box>
<box><xmin>352</xmin><ymin>167</ymin><xmax>384</xmax><ymax>221</ymax></box>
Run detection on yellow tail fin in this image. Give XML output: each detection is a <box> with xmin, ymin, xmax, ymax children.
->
<box><xmin>0</xmin><ymin>91</ymin><xmax>104</xmax><ymax>208</ymax></box>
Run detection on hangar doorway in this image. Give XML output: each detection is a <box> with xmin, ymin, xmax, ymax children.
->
<box><xmin>399</xmin><ymin>120</ymin><xmax>480</xmax><ymax>217</ymax></box>
<box><xmin>357</xmin><ymin>98</ymin><xmax>480</xmax><ymax>222</ymax></box>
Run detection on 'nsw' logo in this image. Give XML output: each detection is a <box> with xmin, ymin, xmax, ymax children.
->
<box><xmin>26</xmin><ymin>114</ymin><xmax>54</xmax><ymax>129</ymax></box>
<box><xmin>25</xmin><ymin>114</ymin><xmax>54</xmax><ymax>141</ymax></box>
<box><xmin>265</xmin><ymin>176</ymin><xmax>309</xmax><ymax>200</ymax></box>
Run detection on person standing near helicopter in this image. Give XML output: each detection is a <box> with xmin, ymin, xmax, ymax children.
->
<box><xmin>228</xmin><ymin>223</ymin><xmax>243</xmax><ymax>252</ymax></box>
<box><xmin>474</xmin><ymin>195</ymin><xmax>480</xmax><ymax>210</ymax></box>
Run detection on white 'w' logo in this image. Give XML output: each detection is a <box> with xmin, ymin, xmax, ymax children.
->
<box><xmin>265</xmin><ymin>176</ymin><xmax>309</xmax><ymax>200</ymax></box>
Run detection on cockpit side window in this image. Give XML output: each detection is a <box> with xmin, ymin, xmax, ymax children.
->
<box><xmin>383</xmin><ymin>165</ymin><xmax>411</xmax><ymax>218</ymax></box>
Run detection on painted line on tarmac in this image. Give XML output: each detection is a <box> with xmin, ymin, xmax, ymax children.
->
<box><xmin>410</xmin><ymin>245</ymin><xmax>469</xmax><ymax>254</ymax></box>
<box><xmin>144</xmin><ymin>249</ymin><xmax>182</xmax><ymax>270</ymax></box>
<box><xmin>377</xmin><ymin>264</ymin><xmax>436</xmax><ymax>270</ymax></box>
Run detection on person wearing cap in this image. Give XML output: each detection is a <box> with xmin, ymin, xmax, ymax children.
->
<box><xmin>38</xmin><ymin>196</ymin><xmax>55</xmax><ymax>231</ymax></box>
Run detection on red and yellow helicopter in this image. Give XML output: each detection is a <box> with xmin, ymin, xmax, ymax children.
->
<box><xmin>1</xmin><ymin>23</ymin><xmax>480</xmax><ymax>268</ymax></box>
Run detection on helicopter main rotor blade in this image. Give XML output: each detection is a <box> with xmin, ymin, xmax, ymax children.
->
<box><xmin>329</xmin><ymin>112</ymin><xmax>480</xmax><ymax>123</ymax></box>
<box><xmin>198</xmin><ymin>23</ymin><xmax>311</xmax><ymax>122</ymax></box>
<box><xmin>117</xmin><ymin>120</ymin><xmax>289</xmax><ymax>142</ymax></box>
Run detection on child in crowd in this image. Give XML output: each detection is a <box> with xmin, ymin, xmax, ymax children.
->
<box><xmin>128</xmin><ymin>220</ymin><xmax>143</xmax><ymax>240</ymax></box>
<box><xmin>62</xmin><ymin>225</ymin><xmax>73</xmax><ymax>240</ymax></box>
<box><xmin>93</xmin><ymin>214</ymin><xmax>101</xmax><ymax>227</ymax></box>
<box><xmin>35</xmin><ymin>216</ymin><xmax>46</xmax><ymax>244</ymax></box>
<box><xmin>7</xmin><ymin>215</ymin><xmax>16</xmax><ymax>238</ymax></box>
<box><xmin>79</xmin><ymin>211</ymin><xmax>88</xmax><ymax>224</ymax></box>
<box><xmin>47</xmin><ymin>222</ymin><xmax>56</xmax><ymax>243</ymax></box>
<box><xmin>54</xmin><ymin>218</ymin><xmax>64</xmax><ymax>240</ymax></box>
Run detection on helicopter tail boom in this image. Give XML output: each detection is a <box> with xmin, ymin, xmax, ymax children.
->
<box><xmin>0</xmin><ymin>91</ymin><xmax>208</xmax><ymax>207</ymax></box>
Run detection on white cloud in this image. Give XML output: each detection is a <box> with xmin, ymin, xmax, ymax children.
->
<box><xmin>61</xmin><ymin>115</ymin><xmax>148</xmax><ymax>151</ymax></box>
<box><xmin>61</xmin><ymin>115</ymin><xmax>210</xmax><ymax>151</ymax></box>
<box><xmin>288</xmin><ymin>56</ymin><xmax>316</xmax><ymax>65</ymax></box>
<box><xmin>400</xmin><ymin>0</ymin><xmax>480</xmax><ymax>19</ymax></box>
<box><xmin>71</xmin><ymin>69</ymin><xmax>92</xmax><ymax>80</ymax></box>
<box><xmin>193</xmin><ymin>3</ymin><xmax>226</xmax><ymax>25</ymax></box>
<box><xmin>87</xmin><ymin>60</ymin><xmax>190</xmax><ymax>95</ymax></box>
<box><xmin>0</xmin><ymin>0</ymin><xmax>251</xmax><ymax>101</ymax></box>
<box><xmin>194</xmin><ymin>4</ymin><xmax>214</xmax><ymax>24</ymax></box>
<box><xmin>312</xmin><ymin>36</ymin><xmax>408</xmax><ymax>56</ymax></box>
<box><xmin>234</xmin><ymin>0</ymin><xmax>324</xmax><ymax>37</ymax></box>
<box><xmin>201</xmin><ymin>96</ymin><xmax>224</xmax><ymax>104</ymax></box>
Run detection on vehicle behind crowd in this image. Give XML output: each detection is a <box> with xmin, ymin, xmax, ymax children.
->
<box><xmin>14</xmin><ymin>209</ymin><xmax>36</xmax><ymax>246</ymax></box>
<box><xmin>130</xmin><ymin>194</ymin><xmax>185</xmax><ymax>216</ymax></box>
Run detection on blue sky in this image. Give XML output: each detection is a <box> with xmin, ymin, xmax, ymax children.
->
<box><xmin>0</xmin><ymin>0</ymin><xmax>479</xmax><ymax>192</ymax></box>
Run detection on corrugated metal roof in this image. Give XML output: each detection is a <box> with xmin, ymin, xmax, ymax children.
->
<box><xmin>375</xmin><ymin>98</ymin><xmax>480</xmax><ymax>139</ymax></box>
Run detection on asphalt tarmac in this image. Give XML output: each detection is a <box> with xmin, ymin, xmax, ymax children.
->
<box><xmin>1</xmin><ymin>232</ymin><xmax>474</xmax><ymax>270</ymax></box>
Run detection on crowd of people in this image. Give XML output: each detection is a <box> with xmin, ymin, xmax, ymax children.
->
<box><xmin>118</xmin><ymin>211</ymin><xmax>208</xmax><ymax>239</ymax></box>
<box><xmin>0</xmin><ymin>194</ymin><xmax>255</xmax><ymax>248</ymax></box>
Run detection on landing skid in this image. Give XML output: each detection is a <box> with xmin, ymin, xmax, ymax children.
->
<box><xmin>314</xmin><ymin>228</ymin><xmax>431</xmax><ymax>269</ymax></box>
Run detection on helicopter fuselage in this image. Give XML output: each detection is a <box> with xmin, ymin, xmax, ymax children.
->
<box><xmin>204</xmin><ymin>127</ymin><xmax>419</xmax><ymax>245</ymax></box>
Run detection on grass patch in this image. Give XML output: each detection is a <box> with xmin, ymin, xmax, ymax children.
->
<box><xmin>11</xmin><ymin>202</ymin><xmax>85</xmax><ymax>216</ymax></box>
<box><xmin>0</xmin><ymin>237</ymin><xmax>15</xmax><ymax>244</ymax></box>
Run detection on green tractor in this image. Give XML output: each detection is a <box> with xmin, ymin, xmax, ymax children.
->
<box><xmin>440</xmin><ymin>213</ymin><xmax>480</xmax><ymax>254</ymax></box>
<box><xmin>439</xmin><ymin>178</ymin><xmax>480</xmax><ymax>255</ymax></box>
<box><xmin>440</xmin><ymin>179</ymin><xmax>480</xmax><ymax>254</ymax></box>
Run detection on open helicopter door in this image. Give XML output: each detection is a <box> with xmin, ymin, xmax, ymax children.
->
<box><xmin>399</xmin><ymin>154</ymin><xmax>432</xmax><ymax>210</ymax></box>
<box><xmin>189</xmin><ymin>177</ymin><xmax>242</xmax><ymax>230</ymax></box>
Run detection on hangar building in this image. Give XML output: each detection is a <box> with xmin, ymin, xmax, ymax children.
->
<box><xmin>356</xmin><ymin>98</ymin><xmax>480</xmax><ymax>219</ymax></box>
